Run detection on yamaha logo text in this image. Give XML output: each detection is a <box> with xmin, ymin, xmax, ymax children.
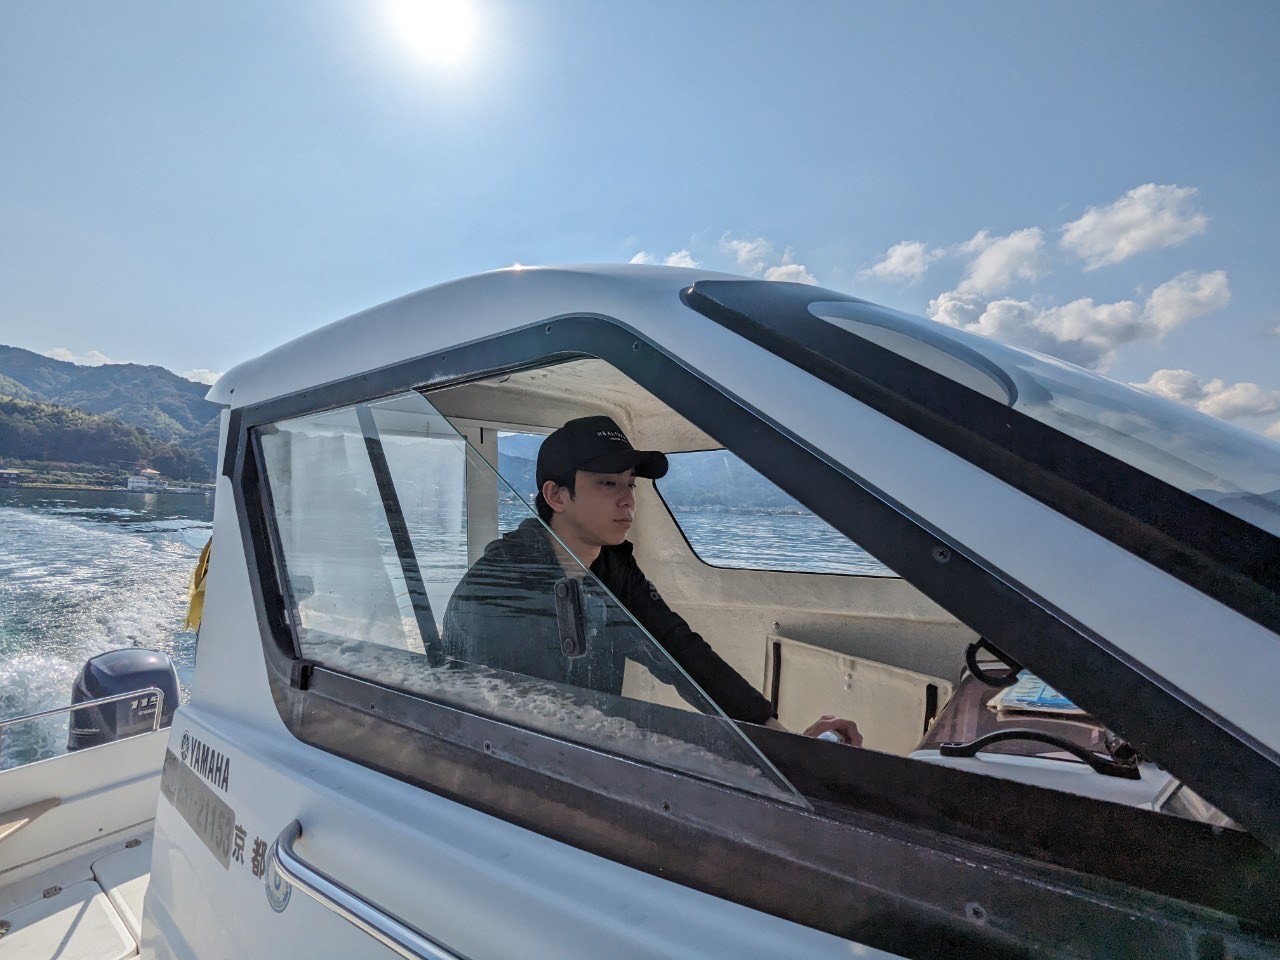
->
<box><xmin>181</xmin><ymin>730</ymin><xmax>231</xmax><ymax>792</ymax></box>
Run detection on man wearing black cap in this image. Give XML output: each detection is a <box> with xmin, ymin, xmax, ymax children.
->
<box><xmin>442</xmin><ymin>416</ymin><xmax>860</xmax><ymax>743</ymax></box>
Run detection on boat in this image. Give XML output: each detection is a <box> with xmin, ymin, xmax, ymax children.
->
<box><xmin>2</xmin><ymin>264</ymin><xmax>1278</xmax><ymax>959</ymax></box>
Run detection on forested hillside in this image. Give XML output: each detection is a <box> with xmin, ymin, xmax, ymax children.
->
<box><xmin>0</xmin><ymin>344</ymin><xmax>220</xmax><ymax>469</ymax></box>
<box><xmin>0</xmin><ymin>395</ymin><xmax>209</xmax><ymax>480</ymax></box>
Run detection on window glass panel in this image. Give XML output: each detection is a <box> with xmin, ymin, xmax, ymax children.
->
<box><xmin>256</xmin><ymin>393</ymin><xmax>801</xmax><ymax>805</ymax></box>
<box><xmin>497</xmin><ymin>431</ymin><xmax>544</xmax><ymax>533</ymax></box>
<box><xmin>373</xmin><ymin>406</ymin><xmax>471</xmax><ymax>629</ymax></box>
<box><xmin>657</xmin><ymin>450</ymin><xmax>897</xmax><ymax>576</ymax></box>
<box><xmin>258</xmin><ymin>407</ymin><xmax>431</xmax><ymax>653</ymax></box>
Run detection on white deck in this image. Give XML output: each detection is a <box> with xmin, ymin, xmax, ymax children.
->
<box><xmin>0</xmin><ymin>731</ymin><xmax>165</xmax><ymax>959</ymax></box>
<box><xmin>0</xmin><ymin>836</ymin><xmax>151</xmax><ymax>960</ymax></box>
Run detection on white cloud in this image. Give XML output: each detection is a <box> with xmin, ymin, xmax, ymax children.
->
<box><xmin>764</xmin><ymin>261</ymin><xmax>817</xmax><ymax>284</ymax></box>
<box><xmin>930</xmin><ymin>269</ymin><xmax>1232</xmax><ymax>371</ymax></box>
<box><xmin>1134</xmin><ymin>368</ymin><xmax>1280</xmax><ymax>423</ymax></box>
<box><xmin>716</xmin><ymin>234</ymin><xmax>817</xmax><ymax>283</ymax></box>
<box><xmin>721</xmin><ymin>235</ymin><xmax>772</xmax><ymax>275</ymax></box>
<box><xmin>956</xmin><ymin>228</ymin><xmax>1045</xmax><ymax>297</ymax></box>
<box><xmin>1061</xmin><ymin>184</ymin><xmax>1208</xmax><ymax>270</ymax></box>
<box><xmin>1142</xmin><ymin>270</ymin><xmax>1230</xmax><ymax>332</ymax></box>
<box><xmin>861</xmin><ymin>227</ymin><xmax>1042</xmax><ymax>295</ymax></box>
<box><xmin>1199</xmin><ymin>383</ymin><xmax>1280</xmax><ymax>421</ymax></box>
<box><xmin>928</xmin><ymin>293</ymin><xmax>1139</xmax><ymax>368</ymax></box>
<box><xmin>930</xmin><ymin>293</ymin><xmax>1142</xmax><ymax>370</ymax></box>
<box><xmin>1034</xmin><ymin>299</ymin><xmax>1147</xmax><ymax>367</ymax></box>
<box><xmin>926</xmin><ymin>290</ymin><xmax>984</xmax><ymax>330</ymax></box>
<box><xmin>182</xmin><ymin>369</ymin><xmax>222</xmax><ymax>385</ymax></box>
<box><xmin>931</xmin><ymin>291</ymin><xmax>1008</xmax><ymax>340</ymax></box>
<box><xmin>44</xmin><ymin>347</ymin><xmax>118</xmax><ymax>366</ymax></box>
<box><xmin>1266</xmin><ymin>421</ymin><xmax>1280</xmax><ymax>441</ymax></box>
<box><xmin>859</xmin><ymin>240</ymin><xmax>943</xmax><ymax>285</ymax></box>
<box><xmin>629</xmin><ymin>249</ymin><xmax>698</xmax><ymax>267</ymax></box>
<box><xmin>1039</xmin><ymin>297</ymin><xmax>1145</xmax><ymax>346</ymax></box>
<box><xmin>1132</xmin><ymin>368</ymin><xmax>1204</xmax><ymax>405</ymax></box>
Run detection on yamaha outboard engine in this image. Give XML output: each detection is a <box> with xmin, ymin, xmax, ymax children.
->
<box><xmin>67</xmin><ymin>648</ymin><xmax>180</xmax><ymax>751</ymax></box>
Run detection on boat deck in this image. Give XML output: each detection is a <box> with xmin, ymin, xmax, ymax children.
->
<box><xmin>0</xmin><ymin>731</ymin><xmax>166</xmax><ymax>960</ymax></box>
<box><xmin>0</xmin><ymin>831</ymin><xmax>152</xmax><ymax>960</ymax></box>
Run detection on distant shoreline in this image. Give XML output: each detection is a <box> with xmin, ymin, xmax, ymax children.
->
<box><xmin>8</xmin><ymin>482</ymin><xmax>112</xmax><ymax>491</ymax></box>
<box><xmin>4</xmin><ymin>483</ymin><xmax>212</xmax><ymax>494</ymax></box>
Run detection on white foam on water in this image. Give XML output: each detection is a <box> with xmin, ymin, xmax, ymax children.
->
<box><xmin>0</xmin><ymin>500</ymin><xmax>207</xmax><ymax>769</ymax></box>
<box><xmin>46</xmin><ymin>506</ymin><xmax>144</xmax><ymax>517</ymax></box>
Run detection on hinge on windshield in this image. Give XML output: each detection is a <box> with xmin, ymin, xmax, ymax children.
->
<box><xmin>965</xmin><ymin>637</ymin><xmax>1023</xmax><ymax>687</ymax></box>
<box><xmin>290</xmin><ymin>659</ymin><xmax>318</xmax><ymax>690</ymax></box>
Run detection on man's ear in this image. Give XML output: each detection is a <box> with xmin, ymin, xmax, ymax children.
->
<box><xmin>541</xmin><ymin>479</ymin><xmax>568</xmax><ymax>514</ymax></box>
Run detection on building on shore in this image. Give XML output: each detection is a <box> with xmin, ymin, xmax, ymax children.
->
<box><xmin>126</xmin><ymin>469</ymin><xmax>211</xmax><ymax>495</ymax></box>
<box><xmin>126</xmin><ymin>469</ymin><xmax>164</xmax><ymax>492</ymax></box>
<box><xmin>0</xmin><ymin>469</ymin><xmax>21</xmax><ymax>488</ymax></box>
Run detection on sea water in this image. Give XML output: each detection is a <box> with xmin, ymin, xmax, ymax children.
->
<box><xmin>0</xmin><ymin>488</ymin><xmax>211</xmax><ymax>770</ymax></box>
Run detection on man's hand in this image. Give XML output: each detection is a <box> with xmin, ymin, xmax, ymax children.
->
<box><xmin>802</xmin><ymin>715</ymin><xmax>863</xmax><ymax>747</ymax></box>
<box><xmin>762</xmin><ymin>715</ymin><xmax>862</xmax><ymax>746</ymax></box>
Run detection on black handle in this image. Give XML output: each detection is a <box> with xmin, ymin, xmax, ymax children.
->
<box><xmin>939</xmin><ymin>728</ymin><xmax>1141</xmax><ymax>779</ymax></box>
<box><xmin>553</xmin><ymin>577</ymin><xmax>587</xmax><ymax>658</ymax></box>
<box><xmin>965</xmin><ymin>638</ymin><xmax>1022</xmax><ymax>687</ymax></box>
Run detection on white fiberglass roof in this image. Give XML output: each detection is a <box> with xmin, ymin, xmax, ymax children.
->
<box><xmin>209</xmin><ymin>264</ymin><xmax>741</xmax><ymax>409</ymax></box>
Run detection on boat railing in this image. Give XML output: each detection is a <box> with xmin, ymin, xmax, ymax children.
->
<box><xmin>271</xmin><ymin>819</ymin><xmax>467</xmax><ymax>960</ymax></box>
<box><xmin>0</xmin><ymin>687</ymin><xmax>166</xmax><ymax>749</ymax></box>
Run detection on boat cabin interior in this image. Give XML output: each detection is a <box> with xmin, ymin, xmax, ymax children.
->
<box><xmin>425</xmin><ymin>356</ymin><xmax>975</xmax><ymax>748</ymax></box>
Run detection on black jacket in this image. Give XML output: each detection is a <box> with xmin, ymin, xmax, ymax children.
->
<box><xmin>441</xmin><ymin>518</ymin><xmax>774</xmax><ymax>724</ymax></box>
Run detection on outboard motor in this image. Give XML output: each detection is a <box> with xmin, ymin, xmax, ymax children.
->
<box><xmin>67</xmin><ymin>648</ymin><xmax>180</xmax><ymax>751</ymax></box>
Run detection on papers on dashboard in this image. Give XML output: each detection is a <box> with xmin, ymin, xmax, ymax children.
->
<box><xmin>987</xmin><ymin>671</ymin><xmax>1087</xmax><ymax>717</ymax></box>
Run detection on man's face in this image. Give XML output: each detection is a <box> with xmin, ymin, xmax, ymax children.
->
<box><xmin>550</xmin><ymin>468</ymin><xmax>638</xmax><ymax>549</ymax></box>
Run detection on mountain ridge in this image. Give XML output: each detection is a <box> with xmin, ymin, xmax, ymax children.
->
<box><xmin>0</xmin><ymin>344</ymin><xmax>220</xmax><ymax>471</ymax></box>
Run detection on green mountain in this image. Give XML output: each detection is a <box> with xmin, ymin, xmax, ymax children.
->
<box><xmin>0</xmin><ymin>344</ymin><xmax>220</xmax><ymax>471</ymax></box>
<box><xmin>0</xmin><ymin>395</ymin><xmax>209</xmax><ymax>480</ymax></box>
<box><xmin>493</xmin><ymin>446</ymin><xmax>806</xmax><ymax>512</ymax></box>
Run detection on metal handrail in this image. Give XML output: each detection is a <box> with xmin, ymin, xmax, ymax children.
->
<box><xmin>0</xmin><ymin>687</ymin><xmax>165</xmax><ymax>732</ymax></box>
<box><xmin>270</xmin><ymin>820</ymin><xmax>468</xmax><ymax>960</ymax></box>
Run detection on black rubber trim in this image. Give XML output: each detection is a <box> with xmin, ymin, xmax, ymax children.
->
<box><xmin>219</xmin><ymin>408</ymin><xmax>241</xmax><ymax>482</ymax></box>
<box><xmin>228</xmin><ymin>313</ymin><xmax>1280</xmax><ymax>857</ymax></box>
<box><xmin>769</xmin><ymin>639</ymin><xmax>782</xmax><ymax>716</ymax></box>
<box><xmin>356</xmin><ymin>405</ymin><xmax>440</xmax><ymax>647</ymax></box>
<box><xmin>682</xmin><ymin>279</ymin><xmax>1280</xmax><ymax>637</ymax></box>
<box><xmin>235</xmin><ymin>428</ymin><xmax>299</xmax><ymax>675</ymax></box>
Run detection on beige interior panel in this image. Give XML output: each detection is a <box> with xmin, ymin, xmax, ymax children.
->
<box><xmin>767</xmin><ymin>635</ymin><xmax>954</xmax><ymax>756</ymax></box>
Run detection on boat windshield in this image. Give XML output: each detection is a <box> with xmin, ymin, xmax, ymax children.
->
<box><xmin>811</xmin><ymin>301</ymin><xmax>1280</xmax><ymax>538</ymax></box>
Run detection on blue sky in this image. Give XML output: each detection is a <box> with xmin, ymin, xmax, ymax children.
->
<box><xmin>2</xmin><ymin>1</ymin><xmax>1277</xmax><ymax>437</ymax></box>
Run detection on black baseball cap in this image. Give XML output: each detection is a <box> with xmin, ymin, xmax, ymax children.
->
<box><xmin>537</xmin><ymin>416</ymin><xmax>669</xmax><ymax>486</ymax></box>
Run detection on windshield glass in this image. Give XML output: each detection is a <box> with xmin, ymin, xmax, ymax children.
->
<box><xmin>812</xmin><ymin>301</ymin><xmax>1280</xmax><ymax>538</ymax></box>
<box><xmin>256</xmin><ymin>391</ymin><xmax>803</xmax><ymax>806</ymax></box>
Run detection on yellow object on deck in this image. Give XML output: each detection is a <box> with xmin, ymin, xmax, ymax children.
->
<box><xmin>184</xmin><ymin>537</ymin><xmax>212</xmax><ymax>632</ymax></box>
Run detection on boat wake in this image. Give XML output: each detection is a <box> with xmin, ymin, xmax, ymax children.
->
<box><xmin>0</xmin><ymin>497</ymin><xmax>207</xmax><ymax>769</ymax></box>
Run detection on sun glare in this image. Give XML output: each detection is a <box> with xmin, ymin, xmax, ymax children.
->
<box><xmin>387</xmin><ymin>0</ymin><xmax>476</xmax><ymax>66</ymax></box>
